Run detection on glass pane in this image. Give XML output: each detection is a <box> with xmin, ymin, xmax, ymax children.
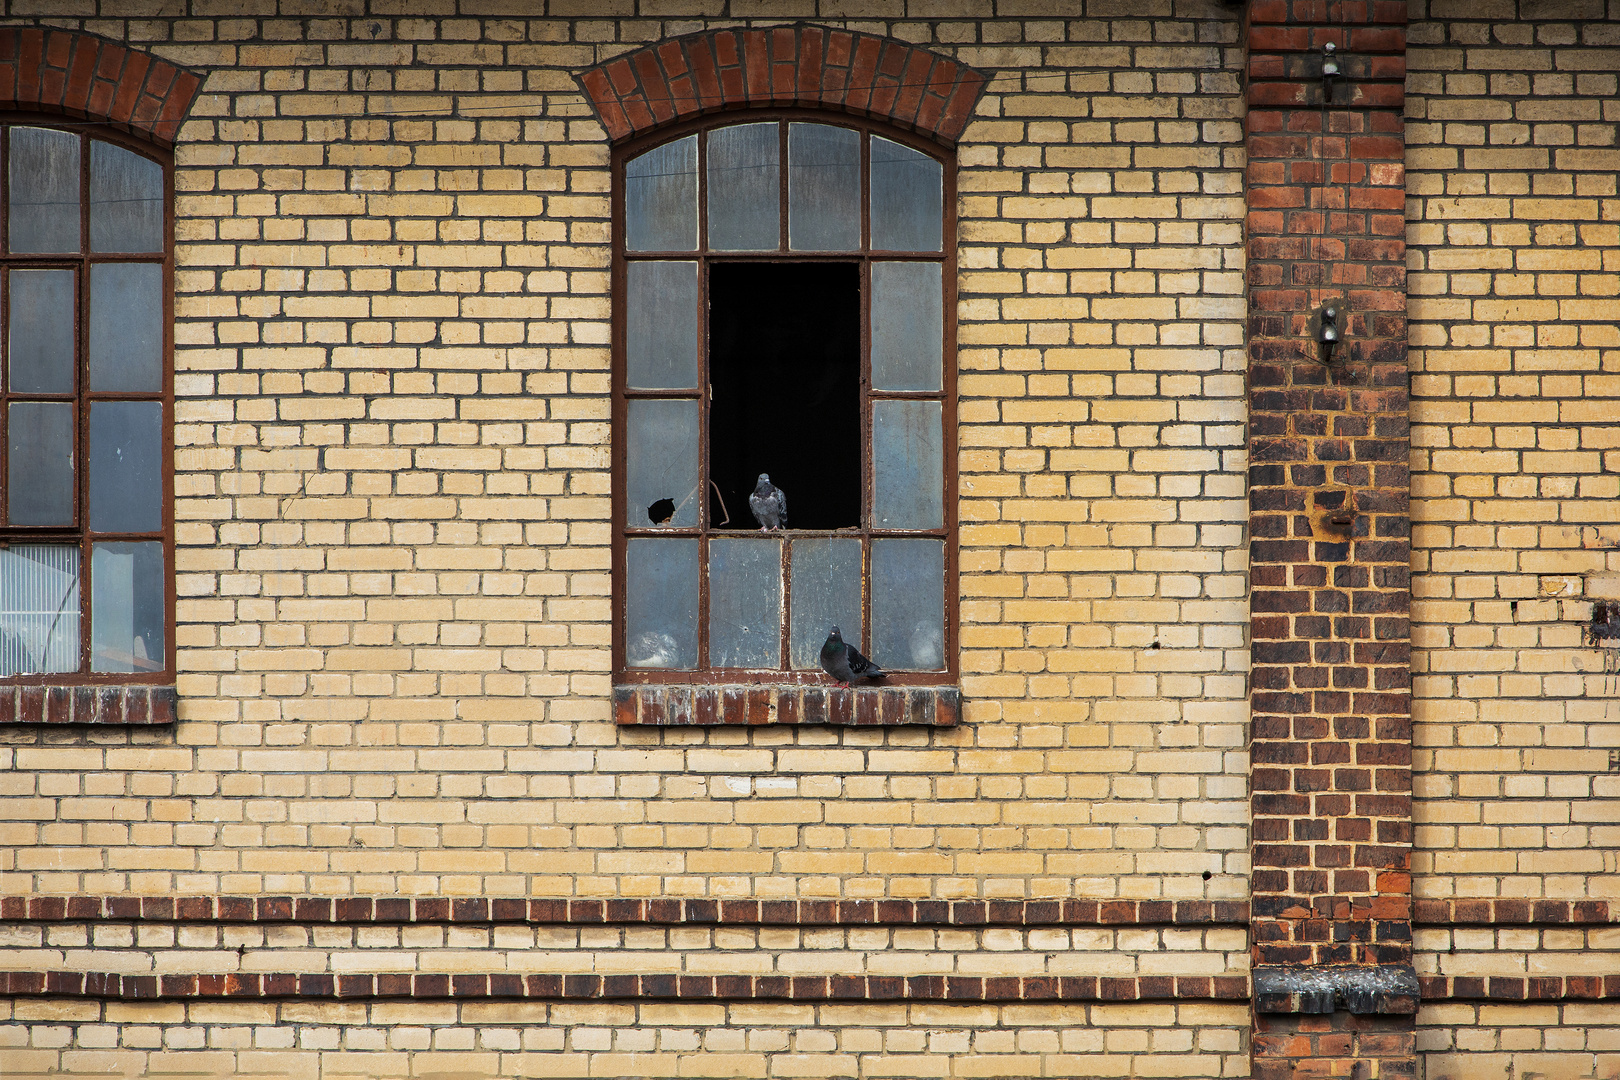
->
<box><xmin>872</xmin><ymin>400</ymin><xmax>944</xmax><ymax>530</ymax></box>
<box><xmin>91</xmin><ymin>541</ymin><xmax>164</xmax><ymax>673</ymax></box>
<box><xmin>625</xmin><ymin>538</ymin><xmax>698</xmax><ymax>670</ymax></box>
<box><xmin>788</xmin><ymin>123</ymin><xmax>860</xmax><ymax>251</ymax></box>
<box><xmin>89</xmin><ymin>401</ymin><xmax>163</xmax><ymax>534</ymax></box>
<box><xmin>708</xmin><ymin>123</ymin><xmax>780</xmax><ymax>251</ymax></box>
<box><xmin>625</xmin><ymin>135</ymin><xmax>697</xmax><ymax>252</ymax></box>
<box><xmin>7</xmin><ymin>402</ymin><xmax>75</xmax><ymax>527</ymax></box>
<box><xmin>9</xmin><ymin>127</ymin><xmax>80</xmax><ymax>254</ymax></box>
<box><xmin>871</xmin><ymin>262</ymin><xmax>944</xmax><ymax>392</ymax></box>
<box><xmin>789</xmin><ymin>537</ymin><xmax>863</xmax><ymax>670</ymax></box>
<box><xmin>8</xmin><ymin>269</ymin><xmax>76</xmax><ymax>394</ymax></box>
<box><xmin>871</xmin><ymin>538</ymin><xmax>945</xmax><ymax>672</ymax></box>
<box><xmin>0</xmin><ymin>544</ymin><xmax>80</xmax><ymax>676</ymax></box>
<box><xmin>90</xmin><ymin>140</ymin><xmax>163</xmax><ymax>254</ymax></box>
<box><xmin>708</xmin><ymin>537</ymin><xmax>782</xmax><ymax>669</ymax></box>
<box><xmin>625</xmin><ymin>261</ymin><xmax>699</xmax><ymax>390</ymax></box>
<box><xmin>90</xmin><ymin>263</ymin><xmax>163</xmax><ymax>392</ymax></box>
<box><xmin>626</xmin><ymin>398</ymin><xmax>699</xmax><ymax>528</ymax></box>
<box><xmin>870</xmin><ymin>137</ymin><xmax>943</xmax><ymax>253</ymax></box>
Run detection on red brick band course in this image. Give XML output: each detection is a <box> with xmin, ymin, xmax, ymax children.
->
<box><xmin>2</xmin><ymin>971</ymin><xmax>1249</xmax><ymax>1003</ymax></box>
<box><xmin>0</xmin><ymin>895</ymin><xmax>1248</xmax><ymax>928</ymax></box>
<box><xmin>0</xmin><ymin>28</ymin><xmax>201</xmax><ymax>146</ymax></box>
<box><xmin>15</xmin><ymin>894</ymin><xmax>1607</xmax><ymax>928</ymax></box>
<box><xmin>576</xmin><ymin>24</ymin><xmax>987</xmax><ymax>146</ymax></box>
<box><xmin>8</xmin><ymin>970</ymin><xmax>1616</xmax><ymax>1005</ymax></box>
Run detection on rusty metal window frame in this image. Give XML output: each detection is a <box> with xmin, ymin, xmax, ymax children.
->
<box><xmin>0</xmin><ymin>116</ymin><xmax>176</xmax><ymax>687</ymax></box>
<box><xmin>611</xmin><ymin>110</ymin><xmax>959</xmax><ymax>687</ymax></box>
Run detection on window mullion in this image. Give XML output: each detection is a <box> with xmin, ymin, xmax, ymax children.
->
<box><xmin>76</xmin><ymin>133</ymin><xmax>91</xmax><ymax>674</ymax></box>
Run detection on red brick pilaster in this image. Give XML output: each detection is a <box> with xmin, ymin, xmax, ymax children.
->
<box><xmin>576</xmin><ymin>24</ymin><xmax>987</xmax><ymax>146</ymax></box>
<box><xmin>1245</xmin><ymin>1</ymin><xmax>1413</xmax><ymax>1076</ymax></box>
<box><xmin>0</xmin><ymin>28</ymin><xmax>202</xmax><ymax>145</ymax></box>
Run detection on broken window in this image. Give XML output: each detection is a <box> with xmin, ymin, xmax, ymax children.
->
<box><xmin>615</xmin><ymin>117</ymin><xmax>955</xmax><ymax>680</ymax></box>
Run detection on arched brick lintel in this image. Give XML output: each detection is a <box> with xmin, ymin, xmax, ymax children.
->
<box><xmin>0</xmin><ymin>28</ymin><xmax>203</xmax><ymax>147</ymax></box>
<box><xmin>577</xmin><ymin>25</ymin><xmax>989</xmax><ymax>147</ymax></box>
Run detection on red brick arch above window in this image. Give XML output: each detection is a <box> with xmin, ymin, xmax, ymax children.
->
<box><xmin>0</xmin><ymin>28</ymin><xmax>203</xmax><ymax>146</ymax></box>
<box><xmin>577</xmin><ymin>25</ymin><xmax>989</xmax><ymax>146</ymax></box>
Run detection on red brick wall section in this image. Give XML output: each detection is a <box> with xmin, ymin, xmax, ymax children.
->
<box><xmin>576</xmin><ymin>24</ymin><xmax>988</xmax><ymax>146</ymax></box>
<box><xmin>1245</xmin><ymin>0</ymin><xmax>1414</xmax><ymax>1076</ymax></box>
<box><xmin>1254</xmin><ymin>1015</ymin><xmax>1416</xmax><ymax>1080</ymax></box>
<box><xmin>0</xmin><ymin>27</ymin><xmax>202</xmax><ymax>146</ymax></box>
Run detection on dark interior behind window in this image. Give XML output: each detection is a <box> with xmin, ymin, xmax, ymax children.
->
<box><xmin>708</xmin><ymin>262</ymin><xmax>861</xmax><ymax>531</ymax></box>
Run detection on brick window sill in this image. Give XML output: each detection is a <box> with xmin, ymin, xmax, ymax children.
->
<box><xmin>0</xmin><ymin>684</ymin><xmax>177</xmax><ymax>725</ymax></box>
<box><xmin>614</xmin><ymin>684</ymin><xmax>960</xmax><ymax>726</ymax></box>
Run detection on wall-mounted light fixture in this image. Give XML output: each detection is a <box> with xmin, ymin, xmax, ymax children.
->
<box><xmin>1313</xmin><ymin>301</ymin><xmax>1344</xmax><ymax>363</ymax></box>
<box><xmin>1320</xmin><ymin>41</ymin><xmax>1342</xmax><ymax>99</ymax></box>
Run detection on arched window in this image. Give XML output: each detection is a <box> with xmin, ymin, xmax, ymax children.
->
<box><xmin>613</xmin><ymin>114</ymin><xmax>956</xmax><ymax>686</ymax></box>
<box><xmin>0</xmin><ymin>122</ymin><xmax>173</xmax><ymax>688</ymax></box>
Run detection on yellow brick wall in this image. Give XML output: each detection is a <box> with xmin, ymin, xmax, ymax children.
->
<box><xmin>1407</xmin><ymin>2</ymin><xmax>1620</xmax><ymax>913</ymax></box>
<box><xmin>0</xmin><ymin>1000</ymin><xmax>1252</xmax><ymax>1080</ymax></box>
<box><xmin>0</xmin><ymin>5</ymin><xmax>1251</xmax><ymax>912</ymax></box>
<box><xmin>1419</xmin><ymin>1002</ymin><xmax>1620</xmax><ymax>1080</ymax></box>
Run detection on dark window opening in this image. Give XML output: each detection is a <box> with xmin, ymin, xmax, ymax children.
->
<box><xmin>707</xmin><ymin>262</ymin><xmax>861</xmax><ymax>531</ymax></box>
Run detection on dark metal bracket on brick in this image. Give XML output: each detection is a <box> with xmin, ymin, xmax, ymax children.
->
<box><xmin>614</xmin><ymin>683</ymin><xmax>960</xmax><ymax>726</ymax></box>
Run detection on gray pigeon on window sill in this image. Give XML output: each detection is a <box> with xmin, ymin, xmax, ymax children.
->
<box><xmin>819</xmin><ymin>625</ymin><xmax>884</xmax><ymax>686</ymax></box>
<box><xmin>749</xmin><ymin>473</ymin><xmax>787</xmax><ymax>531</ymax></box>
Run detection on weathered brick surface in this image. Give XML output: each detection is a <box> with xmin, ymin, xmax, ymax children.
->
<box><xmin>1407</xmin><ymin>0</ymin><xmax>1620</xmax><ymax>908</ymax></box>
<box><xmin>1419</xmin><ymin>1002</ymin><xmax>1620</xmax><ymax>1080</ymax></box>
<box><xmin>0</xmin><ymin>5</ymin><xmax>1251</xmax><ymax>1075</ymax></box>
<box><xmin>0</xmin><ymin>1000</ymin><xmax>1253</xmax><ymax>1079</ymax></box>
<box><xmin>0</xmin><ymin>8</ymin><xmax>1250</xmax><ymax>912</ymax></box>
<box><xmin>1246</xmin><ymin>0</ymin><xmax>1413</xmax><ymax>979</ymax></box>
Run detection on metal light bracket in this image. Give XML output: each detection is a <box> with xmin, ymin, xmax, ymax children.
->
<box><xmin>1311</xmin><ymin>300</ymin><xmax>1346</xmax><ymax>363</ymax></box>
<box><xmin>1321</xmin><ymin>41</ymin><xmax>1343</xmax><ymax>99</ymax></box>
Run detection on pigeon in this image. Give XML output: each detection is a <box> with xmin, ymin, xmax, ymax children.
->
<box><xmin>819</xmin><ymin>625</ymin><xmax>884</xmax><ymax>686</ymax></box>
<box><xmin>748</xmin><ymin>473</ymin><xmax>787</xmax><ymax>531</ymax></box>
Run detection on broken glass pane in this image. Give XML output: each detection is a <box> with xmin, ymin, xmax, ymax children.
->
<box><xmin>872</xmin><ymin>399</ymin><xmax>944</xmax><ymax>530</ymax></box>
<box><xmin>626</xmin><ymin>398</ymin><xmax>699</xmax><ymax>528</ymax></box>
<box><xmin>708</xmin><ymin>123</ymin><xmax>780</xmax><ymax>251</ymax></box>
<box><xmin>89</xmin><ymin>401</ymin><xmax>163</xmax><ymax>534</ymax></box>
<box><xmin>870</xmin><ymin>136</ymin><xmax>942</xmax><ymax>252</ymax></box>
<box><xmin>0</xmin><ymin>544</ymin><xmax>80</xmax><ymax>676</ymax></box>
<box><xmin>90</xmin><ymin>139</ymin><xmax>163</xmax><ymax>254</ymax></box>
<box><xmin>788</xmin><ymin>537</ymin><xmax>863</xmax><ymax>670</ymax></box>
<box><xmin>871</xmin><ymin>538</ymin><xmax>945</xmax><ymax>671</ymax></box>
<box><xmin>625</xmin><ymin>538</ymin><xmax>698</xmax><ymax>670</ymax></box>
<box><xmin>8</xmin><ymin>269</ymin><xmax>76</xmax><ymax>394</ymax></box>
<box><xmin>709</xmin><ymin>537</ymin><xmax>782</xmax><ymax>668</ymax></box>
<box><xmin>91</xmin><ymin>541</ymin><xmax>164</xmax><ymax>673</ymax></box>
<box><xmin>625</xmin><ymin>261</ymin><xmax>699</xmax><ymax>390</ymax></box>
<box><xmin>870</xmin><ymin>261</ymin><xmax>943</xmax><ymax>392</ymax></box>
<box><xmin>7</xmin><ymin>402</ymin><xmax>75</xmax><ymax>527</ymax></box>
<box><xmin>9</xmin><ymin>127</ymin><xmax>80</xmax><ymax>254</ymax></box>
<box><xmin>90</xmin><ymin>262</ymin><xmax>163</xmax><ymax>392</ymax></box>
<box><xmin>788</xmin><ymin>123</ymin><xmax>860</xmax><ymax>252</ymax></box>
<box><xmin>625</xmin><ymin>135</ymin><xmax>697</xmax><ymax>252</ymax></box>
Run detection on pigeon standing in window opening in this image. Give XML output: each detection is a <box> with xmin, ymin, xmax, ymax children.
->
<box><xmin>748</xmin><ymin>473</ymin><xmax>787</xmax><ymax>531</ymax></box>
<box><xmin>819</xmin><ymin>625</ymin><xmax>884</xmax><ymax>686</ymax></box>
